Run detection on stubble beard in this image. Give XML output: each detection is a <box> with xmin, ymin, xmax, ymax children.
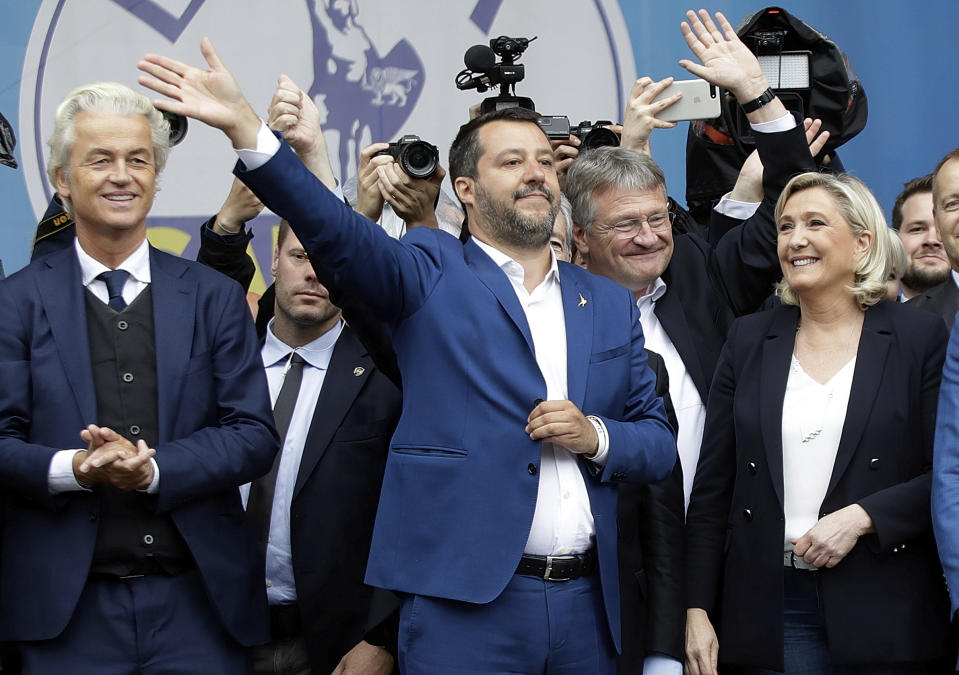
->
<box><xmin>475</xmin><ymin>182</ymin><xmax>559</xmax><ymax>250</ymax></box>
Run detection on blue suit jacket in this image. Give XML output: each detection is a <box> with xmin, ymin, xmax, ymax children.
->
<box><xmin>933</xmin><ymin>312</ymin><xmax>959</xmax><ymax>631</ymax></box>
<box><xmin>0</xmin><ymin>244</ymin><xmax>278</xmax><ymax>645</ymax></box>
<box><xmin>236</xmin><ymin>140</ymin><xmax>676</xmax><ymax>651</ymax></box>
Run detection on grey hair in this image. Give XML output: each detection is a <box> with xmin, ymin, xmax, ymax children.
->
<box><xmin>774</xmin><ymin>172</ymin><xmax>890</xmax><ymax>309</ymax></box>
<box><xmin>564</xmin><ymin>146</ymin><xmax>667</xmax><ymax>231</ymax></box>
<box><xmin>555</xmin><ymin>194</ymin><xmax>574</xmax><ymax>259</ymax></box>
<box><xmin>46</xmin><ymin>82</ymin><xmax>171</xmax><ymax>216</ymax></box>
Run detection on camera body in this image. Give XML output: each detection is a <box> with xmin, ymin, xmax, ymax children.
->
<box><xmin>376</xmin><ymin>135</ymin><xmax>439</xmax><ymax>179</ymax></box>
<box><xmin>536</xmin><ymin>115</ymin><xmax>571</xmax><ymax>140</ymax></box>
<box><xmin>570</xmin><ymin>120</ymin><xmax>620</xmax><ymax>150</ymax></box>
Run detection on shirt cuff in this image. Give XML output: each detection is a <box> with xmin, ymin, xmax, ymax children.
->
<box><xmin>713</xmin><ymin>193</ymin><xmax>761</xmax><ymax>219</ymax></box>
<box><xmin>235</xmin><ymin>121</ymin><xmax>281</xmax><ymax>171</ymax></box>
<box><xmin>643</xmin><ymin>653</ymin><xmax>683</xmax><ymax>675</ymax></box>
<box><xmin>137</xmin><ymin>458</ymin><xmax>160</xmax><ymax>494</ymax></box>
<box><xmin>750</xmin><ymin>112</ymin><xmax>796</xmax><ymax>133</ymax></box>
<box><xmin>585</xmin><ymin>416</ymin><xmax>609</xmax><ymax>466</ymax></box>
<box><xmin>48</xmin><ymin>449</ymin><xmax>91</xmax><ymax>493</ymax></box>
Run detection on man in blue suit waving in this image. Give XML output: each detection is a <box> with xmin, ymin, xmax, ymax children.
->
<box><xmin>139</xmin><ymin>40</ymin><xmax>676</xmax><ymax>674</ymax></box>
<box><xmin>0</xmin><ymin>82</ymin><xmax>277</xmax><ymax>673</ymax></box>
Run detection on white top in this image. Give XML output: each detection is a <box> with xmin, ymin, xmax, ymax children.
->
<box><xmin>782</xmin><ymin>354</ymin><xmax>856</xmax><ymax>549</ymax></box>
<box><xmin>637</xmin><ymin>278</ymin><xmax>705</xmax><ymax>510</ymax></box>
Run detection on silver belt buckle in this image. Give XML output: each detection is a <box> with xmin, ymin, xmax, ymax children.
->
<box><xmin>785</xmin><ymin>550</ymin><xmax>818</xmax><ymax>571</ymax></box>
<box><xmin>543</xmin><ymin>555</ymin><xmax>573</xmax><ymax>581</ymax></box>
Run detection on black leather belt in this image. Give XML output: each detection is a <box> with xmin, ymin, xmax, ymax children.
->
<box><xmin>269</xmin><ymin>603</ymin><xmax>302</xmax><ymax>639</ymax></box>
<box><xmin>516</xmin><ymin>550</ymin><xmax>596</xmax><ymax>582</ymax></box>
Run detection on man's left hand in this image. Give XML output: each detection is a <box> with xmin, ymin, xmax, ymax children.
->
<box><xmin>526</xmin><ymin>400</ymin><xmax>598</xmax><ymax>457</ymax></box>
<box><xmin>331</xmin><ymin>640</ymin><xmax>393</xmax><ymax>675</ymax></box>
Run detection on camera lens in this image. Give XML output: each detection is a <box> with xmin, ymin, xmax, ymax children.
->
<box><xmin>400</xmin><ymin>141</ymin><xmax>438</xmax><ymax>179</ymax></box>
<box><xmin>581</xmin><ymin>127</ymin><xmax>619</xmax><ymax>151</ymax></box>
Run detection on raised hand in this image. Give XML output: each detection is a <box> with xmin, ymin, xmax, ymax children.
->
<box><xmin>678</xmin><ymin>10</ymin><xmax>768</xmax><ymax>103</ymax></box>
<box><xmin>525</xmin><ymin>400</ymin><xmax>599</xmax><ymax>457</ymax></box>
<box><xmin>620</xmin><ymin>76</ymin><xmax>682</xmax><ymax>155</ymax></box>
<box><xmin>355</xmin><ymin>143</ymin><xmax>393</xmax><ymax>221</ymax></box>
<box><xmin>138</xmin><ymin>37</ymin><xmax>260</xmax><ymax>148</ymax></box>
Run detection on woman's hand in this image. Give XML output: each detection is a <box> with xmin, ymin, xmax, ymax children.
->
<box><xmin>792</xmin><ymin>504</ymin><xmax>874</xmax><ymax>568</ymax></box>
<box><xmin>684</xmin><ymin>608</ymin><xmax>719</xmax><ymax>675</ymax></box>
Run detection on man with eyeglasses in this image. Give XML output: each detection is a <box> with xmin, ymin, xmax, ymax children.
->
<box><xmin>564</xmin><ymin>11</ymin><xmax>825</xmax><ymax>675</ymax></box>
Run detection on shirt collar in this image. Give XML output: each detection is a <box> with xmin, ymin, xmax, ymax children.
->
<box><xmin>637</xmin><ymin>276</ymin><xmax>667</xmax><ymax>305</ymax></box>
<box><xmin>471</xmin><ymin>236</ymin><xmax>561</xmax><ymax>288</ymax></box>
<box><xmin>262</xmin><ymin>318</ymin><xmax>344</xmax><ymax>370</ymax></box>
<box><xmin>75</xmin><ymin>237</ymin><xmax>151</xmax><ymax>287</ymax></box>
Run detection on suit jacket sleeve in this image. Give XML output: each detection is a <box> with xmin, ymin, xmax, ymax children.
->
<box><xmin>153</xmin><ymin>278</ymin><xmax>278</xmax><ymax>511</ymax></box>
<box><xmin>709</xmin><ymin>118</ymin><xmax>815</xmax><ymax>316</ymax></box>
<box><xmin>859</xmin><ymin>316</ymin><xmax>946</xmax><ymax>551</ymax></box>
<box><xmin>236</xmin><ymin>139</ymin><xmax>442</xmax><ymax>326</ymax></box>
<box><xmin>0</xmin><ymin>278</ymin><xmax>62</xmax><ymax>504</ymax></box>
<box><xmin>594</xmin><ymin>298</ymin><xmax>678</xmax><ymax>486</ymax></box>
<box><xmin>195</xmin><ymin>218</ymin><xmax>256</xmax><ymax>293</ymax></box>
<box><xmin>933</xmin><ymin>316</ymin><xmax>959</xmax><ymax>614</ymax></box>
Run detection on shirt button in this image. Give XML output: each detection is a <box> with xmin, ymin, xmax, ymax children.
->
<box><xmin>129</xmin><ymin>425</ymin><xmax>141</xmax><ymax>436</ymax></box>
<box><xmin>143</xmin><ymin>534</ymin><xmax>154</xmax><ymax>545</ymax></box>
<box><xmin>117</xmin><ymin>320</ymin><xmax>129</xmax><ymax>330</ymax></box>
<box><xmin>266</xmin><ymin>579</ymin><xmax>273</xmax><ymax>588</ymax></box>
<box><xmin>528</xmin><ymin>463</ymin><xmax>537</xmax><ymax>475</ymax></box>
<box><xmin>563</xmin><ymin>491</ymin><xmax>570</xmax><ymax>500</ymax></box>
<box><xmin>122</xmin><ymin>372</ymin><xmax>134</xmax><ymax>383</ymax></box>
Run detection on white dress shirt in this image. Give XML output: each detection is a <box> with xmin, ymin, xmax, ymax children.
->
<box><xmin>239</xmin><ymin>318</ymin><xmax>343</xmax><ymax>604</ymax></box>
<box><xmin>48</xmin><ymin>238</ymin><xmax>160</xmax><ymax>494</ymax></box>
<box><xmin>472</xmin><ymin>238</ymin><xmax>608</xmax><ymax>556</ymax></box>
<box><xmin>636</xmin><ymin>278</ymin><xmax>705</xmax><ymax>509</ymax></box>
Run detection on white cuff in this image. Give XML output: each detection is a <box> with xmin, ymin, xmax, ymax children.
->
<box><xmin>137</xmin><ymin>457</ymin><xmax>160</xmax><ymax>494</ymax></box>
<box><xmin>714</xmin><ymin>193</ymin><xmax>761</xmax><ymax>219</ymax></box>
<box><xmin>643</xmin><ymin>653</ymin><xmax>683</xmax><ymax>675</ymax></box>
<box><xmin>750</xmin><ymin>112</ymin><xmax>795</xmax><ymax>133</ymax></box>
<box><xmin>48</xmin><ymin>449</ymin><xmax>91</xmax><ymax>493</ymax></box>
<box><xmin>235</xmin><ymin>121</ymin><xmax>281</xmax><ymax>171</ymax></box>
<box><xmin>585</xmin><ymin>416</ymin><xmax>609</xmax><ymax>466</ymax></box>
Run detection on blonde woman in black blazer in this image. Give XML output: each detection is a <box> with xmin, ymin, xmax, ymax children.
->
<box><xmin>684</xmin><ymin>172</ymin><xmax>952</xmax><ymax>674</ymax></box>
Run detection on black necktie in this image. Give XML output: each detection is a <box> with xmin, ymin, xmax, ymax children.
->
<box><xmin>246</xmin><ymin>352</ymin><xmax>307</xmax><ymax>554</ymax></box>
<box><xmin>96</xmin><ymin>270</ymin><xmax>130</xmax><ymax>312</ymax></box>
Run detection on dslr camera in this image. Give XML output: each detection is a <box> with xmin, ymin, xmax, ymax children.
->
<box><xmin>570</xmin><ymin>121</ymin><xmax>620</xmax><ymax>150</ymax></box>
<box><xmin>375</xmin><ymin>135</ymin><xmax>439</xmax><ymax>179</ymax></box>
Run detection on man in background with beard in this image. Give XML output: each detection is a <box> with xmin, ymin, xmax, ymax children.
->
<box><xmin>891</xmin><ymin>174</ymin><xmax>950</xmax><ymax>301</ymax></box>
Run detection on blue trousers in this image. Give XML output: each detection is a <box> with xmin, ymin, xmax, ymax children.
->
<box><xmin>18</xmin><ymin>570</ymin><xmax>249</xmax><ymax>675</ymax></box>
<box><xmin>398</xmin><ymin>573</ymin><xmax>616</xmax><ymax>675</ymax></box>
<box><xmin>738</xmin><ymin>568</ymin><xmax>938</xmax><ymax>675</ymax></box>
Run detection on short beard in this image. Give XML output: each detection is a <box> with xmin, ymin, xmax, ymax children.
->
<box><xmin>475</xmin><ymin>182</ymin><xmax>559</xmax><ymax>250</ymax></box>
<box><xmin>901</xmin><ymin>262</ymin><xmax>951</xmax><ymax>294</ymax></box>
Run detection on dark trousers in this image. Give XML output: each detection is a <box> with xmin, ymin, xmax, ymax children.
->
<box><xmin>18</xmin><ymin>570</ymin><xmax>248</xmax><ymax>675</ymax></box>
<box><xmin>738</xmin><ymin>568</ymin><xmax>940</xmax><ymax>675</ymax></box>
<box><xmin>398</xmin><ymin>573</ymin><xmax>616</xmax><ymax>675</ymax></box>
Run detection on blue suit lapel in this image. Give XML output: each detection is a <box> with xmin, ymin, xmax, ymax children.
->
<box><xmin>149</xmin><ymin>247</ymin><xmax>196</xmax><ymax>442</ymax></box>
<box><xmin>36</xmin><ymin>247</ymin><xmax>97</xmax><ymax>423</ymax></box>
<box><xmin>560</xmin><ymin>266</ymin><xmax>593</xmax><ymax>408</ymax></box>
<box><xmin>463</xmin><ymin>239</ymin><xmax>535</xmax><ymax>354</ymax></box>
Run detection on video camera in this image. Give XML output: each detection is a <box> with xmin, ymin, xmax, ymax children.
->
<box><xmin>455</xmin><ymin>35</ymin><xmax>537</xmax><ymax>114</ymax></box>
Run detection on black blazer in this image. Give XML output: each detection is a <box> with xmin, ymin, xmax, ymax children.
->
<box><xmin>908</xmin><ymin>277</ymin><xmax>959</xmax><ymax>336</ymax></box>
<box><xmin>617</xmin><ymin>350</ymin><xmax>685</xmax><ymax>672</ymax></box>
<box><xmin>686</xmin><ymin>301</ymin><xmax>952</xmax><ymax>670</ymax></box>
<box><xmin>289</xmin><ymin>323</ymin><xmax>402</xmax><ymax>673</ymax></box>
<box><xmin>656</xmin><ymin>119</ymin><xmax>816</xmax><ymax>404</ymax></box>
<box><xmin>195</xmin><ymin>222</ymin><xmax>403</xmax><ymax>671</ymax></box>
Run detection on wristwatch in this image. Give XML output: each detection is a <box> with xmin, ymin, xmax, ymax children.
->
<box><xmin>740</xmin><ymin>87</ymin><xmax>775</xmax><ymax>113</ymax></box>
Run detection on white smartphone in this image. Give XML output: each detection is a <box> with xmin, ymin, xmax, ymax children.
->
<box><xmin>651</xmin><ymin>78</ymin><xmax>720</xmax><ymax>122</ymax></box>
